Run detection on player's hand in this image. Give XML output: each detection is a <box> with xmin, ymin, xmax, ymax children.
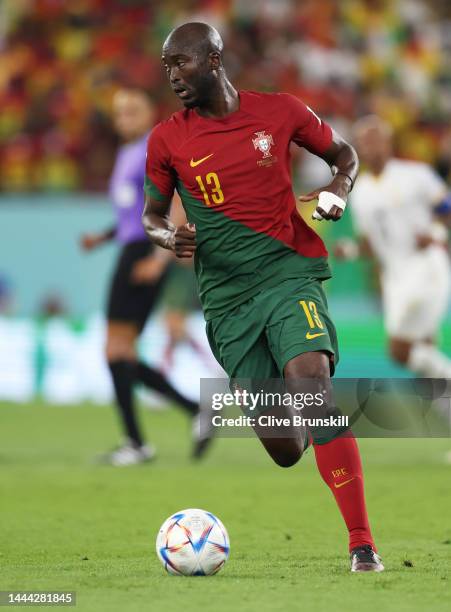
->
<box><xmin>299</xmin><ymin>187</ymin><xmax>344</xmax><ymax>222</ymax></box>
<box><xmin>299</xmin><ymin>173</ymin><xmax>352</xmax><ymax>222</ymax></box>
<box><xmin>131</xmin><ymin>257</ymin><xmax>167</xmax><ymax>284</ymax></box>
<box><xmin>172</xmin><ymin>223</ymin><xmax>196</xmax><ymax>258</ymax></box>
<box><xmin>80</xmin><ymin>234</ymin><xmax>103</xmax><ymax>251</ymax></box>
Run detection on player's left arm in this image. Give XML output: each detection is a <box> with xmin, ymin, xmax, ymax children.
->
<box><xmin>282</xmin><ymin>94</ymin><xmax>358</xmax><ymax>222</ymax></box>
<box><xmin>299</xmin><ymin>129</ymin><xmax>358</xmax><ymax>222</ymax></box>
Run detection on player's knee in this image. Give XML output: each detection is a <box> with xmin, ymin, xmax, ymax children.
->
<box><xmin>389</xmin><ymin>339</ymin><xmax>410</xmax><ymax>365</ymax></box>
<box><xmin>105</xmin><ymin>338</ymin><xmax>136</xmax><ymax>362</ymax></box>
<box><xmin>284</xmin><ymin>352</ymin><xmax>330</xmax><ymax>381</ymax></box>
<box><xmin>270</xmin><ymin>441</ymin><xmax>303</xmax><ymax>468</ymax></box>
<box><xmin>273</xmin><ymin>450</ymin><xmax>302</xmax><ymax>468</ymax></box>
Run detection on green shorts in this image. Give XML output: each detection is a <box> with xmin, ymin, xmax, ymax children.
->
<box><xmin>206</xmin><ymin>277</ymin><xmax>339</xmax><ymax>379</ymax></box>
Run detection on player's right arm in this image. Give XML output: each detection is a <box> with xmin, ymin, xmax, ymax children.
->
<box><xmin>142</xmin><ymin>194</ymin><xmax>196</xmax><ymax>258</ymax></box>
<box><xmin>142</xmin><ymin>125</ymin><xmax>196</xmax><ymax>258</ymax></box>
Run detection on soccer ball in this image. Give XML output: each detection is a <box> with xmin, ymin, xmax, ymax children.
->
<box><xmin>156</xmin><ymin>508</ymin><xmax>230</xmax><ymax>576</ymax></box>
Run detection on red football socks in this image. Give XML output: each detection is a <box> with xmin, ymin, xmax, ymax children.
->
<box><xmin>313</xmin><ymin>433</ymin><xmax>376</xmax><ymax>552</ymax></box>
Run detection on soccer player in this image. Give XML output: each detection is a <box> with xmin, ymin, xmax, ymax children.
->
<box><xmin>160</xmin><ymin>260</ymin><xmax>215</xmax><ymax>375</ymax></box>
<box><xmin>336</xmin><ymin>116</ymin><xmax>451</xmax><ymax>377</ymax></box>
<box><xmin>81</xmin><ymin>87</ymin><xmax>209</xmax><ymax>465</ymax></box>
<box><xmin>142</xmin><ymin>23</ymin><xmax>383</xmax><ymax>571</ymax></box>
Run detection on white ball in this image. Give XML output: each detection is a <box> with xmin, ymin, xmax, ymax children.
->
<box><xmin>156</xmin><ymin>508</ymin><xmax>230</xmax><ymax>576</ymax></box>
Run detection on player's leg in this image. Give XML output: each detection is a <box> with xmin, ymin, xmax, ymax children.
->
<box><xmin>284</xmin><ymin>351</ymin><xmax>377</xmax><ymax>552</ymax></box>
<box><xmin>115</xmin><ymin>250</ymin><xmax>198</xmax><ymax>414</ymax></box>
<box><xmin>393</xmin><ymin>333</ymin><xmax>451</xmax><ymax>377</ymax></box>
<box><xmin>386</xmin><ymin>256</ymin><xmax>451</xmax><ymax>462</ymax></box>
<box><xmin>205</xmin><ymin>300</ymin><xmax>306</xmax><ymax>468</ymax></box>
<box><xmin>103</xmin><ymin>242</ymin><xmax>156</xmax><ymax>465</ymax></box>
<box><xmin>389</xmin><ymin>335</ymin><xmax>451</xmax><ymax>377</ymax></box>
<box><xmin>388</xmin><ymin>336</ymin><xmax>411</xmax><ymax>366</ymax></box>
<box><xmin>134</xmin><ymin>352</ymin><xmax>198</xmax><ymax>417</ymax></box>
<box><xmin>162</xmin><ymin>310</ymin><xmax>185</xmax><ymax>372</ymax></box>
<box><xmin>131</xmin><ymin>264</ymin><xmax>215</xmax><ymax>460</ymax></box>
<box><xmin>160</xmin><ymin>263</ymin><xmax>213</xmax><ymax>372</ymax></box>
<box><xmin>268</xmin><ymin>279</ymin><xmax>383</xmax><ymax>571</ymax></box>
<box><xmin>105</xmin><ymin>241</ymin><xmax>200</xmax><ymax>463</ymax></box>
<box><xmin>128</xmin><ymin>261</ymin><xmax>198</xmax><ymax>416</ymax></box>
<box><xmin>105</xmin><ymin>319</ymin><xmax>153</xmax><ymax>465</ymax></box>
<box><xmin>385</xmin><ymin>249</ymin><xmax>451</xmax><ymax>377</ymax></box>
<box><xmin>160</xmin><ymin>263</ymin><xmax>192</xmax><ymax>371</ymax></box>
<box><xmin>250</xmin><ymin>378</ymin><xmax>307</xmax><ymax>468</ymax></box>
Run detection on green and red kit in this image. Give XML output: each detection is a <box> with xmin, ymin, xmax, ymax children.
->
<box><xmin>145</xmin><ymin>91</ymin><xmax>338</xmax><ymax>377</ymax></box>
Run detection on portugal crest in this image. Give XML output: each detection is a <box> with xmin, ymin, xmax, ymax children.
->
<box><xmin>253</xmin><ymin>131</ymin><xmax>274</xmax><ymax>159</ymax></box>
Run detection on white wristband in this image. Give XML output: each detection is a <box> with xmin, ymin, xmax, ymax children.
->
<box><xmin>312</xmin><ymin>191</ymin><xmax>347</xmax><ymax>221</ymax></box>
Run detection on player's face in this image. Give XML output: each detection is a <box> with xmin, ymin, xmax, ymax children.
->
<box><xmin>162</xmin><ymin>48</ymin><xmax>215</xmax><ymax>109</ymax></box>
<box><xmin>113</xmin><ymin>91</ymin><xmax>154</xmax><ymax>141</ymax></box>
<box><xmin>355</xmin><ymin>127</ymin><xmax>392</xmax><ymax>169</ymax></box>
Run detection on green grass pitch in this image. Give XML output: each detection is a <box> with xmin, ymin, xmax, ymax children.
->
<box><xmin>1</xmin><ymin>403</ymin><xmax>450</xmax><ymax>612</ymax></box>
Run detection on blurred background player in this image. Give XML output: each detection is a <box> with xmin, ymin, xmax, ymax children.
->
<box><xmin>336</xmin><ymin>116</ymin><xmax>451</xmax><ymax>377</ymax></box>
<box><xmin>160</xmin><ymin>259</ymin><xmax>218</xmax><ymax>375</ymax></box>
<box><xmin>80</xmin><ymin>87</ymin><xmax>208</xmax><ymax>465</ymax></box>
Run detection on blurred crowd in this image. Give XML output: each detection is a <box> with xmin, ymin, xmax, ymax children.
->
<box><xmin>1</xmin><ymin>0</ymin><xmax>450</xmax><ymax>192</ymax></box>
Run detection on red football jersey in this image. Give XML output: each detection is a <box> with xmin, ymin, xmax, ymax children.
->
<box><xmin>145</xmin><ymin>91</ymin><xmax>333</xmax><ymax>319</ymax></box>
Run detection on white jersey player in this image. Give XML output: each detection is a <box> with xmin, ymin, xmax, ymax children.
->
<box><xmin>336</xmin><ymin>116</ymin><xmax>451</xmax><ymax>377</ymax></box>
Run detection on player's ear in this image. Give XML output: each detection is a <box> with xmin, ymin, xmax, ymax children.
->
<box><xmin>208</xmin><ymin>52</ymin><xmax>221</xmax><ymax>71</ymax></box>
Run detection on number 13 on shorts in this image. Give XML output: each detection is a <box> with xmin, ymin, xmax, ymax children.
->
<box><xmin>299</xmin><ymin>300</ymin><xmax>324</xmax><ymax>330</ymax></box>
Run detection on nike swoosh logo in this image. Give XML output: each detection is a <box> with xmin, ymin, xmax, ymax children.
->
<box><xmin>190</xmin><ymin>154</ymin><xmax>214</xmax><ymax>167</ymax></box>
<box><xmin>305</xmin><ymin>332</ymin><xmax>326</xmax><ymax>340</ymax></box>
<box><xmin>334</xmin><ymin>477</ymin><xmax>355</xmax><ymax>489</ymax></box>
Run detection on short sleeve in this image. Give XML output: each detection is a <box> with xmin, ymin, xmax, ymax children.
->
<box><xmin>282</xmin><ymin>94</ymin><xmax>333</xmax><ymax>155</ymax></box>
<box><xmin>144</xmin><ymin>124</ymin><xmax>176</xmax><ymax>202</ymax></box>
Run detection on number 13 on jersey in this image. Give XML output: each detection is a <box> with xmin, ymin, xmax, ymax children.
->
<box><xmin>195</xmin><ymin>173</ymin><xmax>224</xmax><ymax>206</ymax></box>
